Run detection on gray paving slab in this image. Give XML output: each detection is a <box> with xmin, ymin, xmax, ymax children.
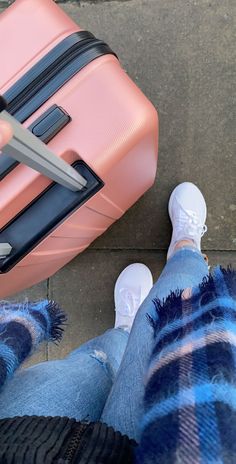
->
<box><xmin>61</xmin><ymin>0</ymin><xmax>235</xmax><ymax>251</ymax></box>
<box><xmin>48</xmin><ymin>249</ymin><xmax>236</xmax><ymax>360</ymax></box>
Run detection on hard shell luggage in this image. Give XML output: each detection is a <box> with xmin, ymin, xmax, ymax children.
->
<box><xmin>0</xmin><ymin>0</ymin><xmax>158</xmax><ymax>298</ymax></box>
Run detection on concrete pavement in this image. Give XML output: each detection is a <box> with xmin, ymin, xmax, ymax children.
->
<box><xmin>0</xmin><ymin>0</ymin><xmax>235</xmax><ymax>366</ymax></box>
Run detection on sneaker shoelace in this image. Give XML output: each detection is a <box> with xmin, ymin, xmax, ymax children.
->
<box><xmin>176</xmin><ymin>198</ymin><xmax>208</xmax><ymax>239</ymax></box>
<box><xmin>116</xmin><ymin>287</ymin><xmax>141</xmax><ymax>317</ymax></box>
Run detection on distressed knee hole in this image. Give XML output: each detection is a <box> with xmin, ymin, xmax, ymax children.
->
<box><xmin>90</xmin><ymin>350</ymin><xmax>108</xmax><ymax>364</ymax></box>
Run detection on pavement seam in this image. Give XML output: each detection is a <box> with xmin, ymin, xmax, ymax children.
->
<box><xmin>87</xmin><ymin>249</ymin><xmax>235</xmax><ymax>253</ymax></box>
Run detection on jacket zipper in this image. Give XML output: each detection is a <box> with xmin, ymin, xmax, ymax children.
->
<box><xmin>64</xmin><ymin>423</ymin><xmax>88</xmax><ymax>463</ymax></box>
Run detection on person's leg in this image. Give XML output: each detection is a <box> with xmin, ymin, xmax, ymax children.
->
<box><xmin>0</xmin><ymin>328</ymin><xmax>128</xmax><ymax>421</ymax></box>
<box><xmin>0</xmin><ymin>264</ymin><xmax>153</xmax><ymax>422</ymax></box>
<box><xmin>101</xmin><ymin>248</ymin><xmax>209</xmax><ymax>440</ymax></box>
<box><xmin>102</xmin><ymin>182</ymin><xmax>209</xmax><ymax>442</ymax></box>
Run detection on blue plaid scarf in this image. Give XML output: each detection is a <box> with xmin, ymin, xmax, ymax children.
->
<box><xmin>0</xmin><ymin>300</ymin><xmax>66</xmax><ymax>389</ymax></box>
<box><xmin>137</xmin><ymin>267</ymin><xmax>236</xmax><ymax>464</ymax></box>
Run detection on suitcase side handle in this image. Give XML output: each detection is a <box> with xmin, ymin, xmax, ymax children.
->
<box><xmin>0</xmin><ymin>97</ymin><xmax>87</xmax><ymax>192</ymax></box>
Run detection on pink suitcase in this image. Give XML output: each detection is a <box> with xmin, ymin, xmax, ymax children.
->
<box><xmin>0</xmin><ymin>0</ymin><xmax>158</xmax><ymax>298</ymax></box>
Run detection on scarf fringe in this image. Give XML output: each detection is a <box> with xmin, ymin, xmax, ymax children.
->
<box><xmin>46</xmin><ymin>300</ymin><xmax>67</xmax><ymax>344</ymax></box>
<box><xmin>148</xmin><ymin>266</ymin><xmax>236</xmax><ymax>332</ymax></box>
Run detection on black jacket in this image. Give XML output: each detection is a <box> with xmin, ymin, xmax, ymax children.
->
<box><xmin>0</xmin><ymin>416</ymin><xmax>136</xmax><ymax>463</ymax></box>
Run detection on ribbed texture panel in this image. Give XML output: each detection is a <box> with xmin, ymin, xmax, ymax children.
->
<box><xmin>73</xmin><ymin>422</ymin><xmax>134</xmax><ymax>464</ymax></box>
<box><xmin>0</xmin><ymin>416</ymin><xmax>135</xmax><ymax>463</ymax></box>
<box><xmin>0</xmin><ymin>416</ymin><xmax>75</xmax><ymax>464</ymax></box>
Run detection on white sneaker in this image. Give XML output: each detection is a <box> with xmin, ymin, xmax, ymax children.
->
<box><xmin>114</xmin><ymin>263</ymin><xmax>153</xmax><ymax>332</ymax></box>
<box><xmin>167</xmin><ymin>182</ymin><xmax>208</xmax><ymax>260</ymax></box>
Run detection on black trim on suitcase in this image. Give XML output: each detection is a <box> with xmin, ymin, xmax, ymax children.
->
<box><xmin>5</xmin><ymin>33</ymin><xmax>116</xmax><ymax>122</ymax></box>
<box><xmin>4</xmin><ymin>31</ymin><xmax>95</xmax><ymax>110</ymax></box>
<box><xmin>0</xmin><ymin>31</ymin><xmax>117</xmax><ymax>180</ymax></box>
<box><xmin>0</xmin><ymin>156</ymin><xmax>18</xmax><ymax>181</ymax></box>
<box><xmin>0</xmin><ymin>161</ymin><xmax>103</xmax><ymax>273</ymax></box>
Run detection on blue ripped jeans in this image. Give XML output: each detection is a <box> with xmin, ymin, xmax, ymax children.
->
<box><xmin>0</xmin><ymin>248</ymin><xmax>208</xmax><ymax>442</ymax></box>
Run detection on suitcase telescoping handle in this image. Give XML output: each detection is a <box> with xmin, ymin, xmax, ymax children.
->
<box><xmin>0</xmin><ymin>96</ymin><xmax>87</xmax><ymax>192</ymax></box>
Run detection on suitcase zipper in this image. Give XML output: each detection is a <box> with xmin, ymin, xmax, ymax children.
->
<box><xmin>5</xmin><ymin>32</ymin><xmax>95</xmax><ymax>117</ymax></box>
<box><xmin>4</xmin><ymin>31</ymin><xmax>116</xmax><ymax>123</ymax></box>
<box><xmin>0</xmin><ymin>31</ymin><xmax>116</xmax><ymax>180</ymax></box>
